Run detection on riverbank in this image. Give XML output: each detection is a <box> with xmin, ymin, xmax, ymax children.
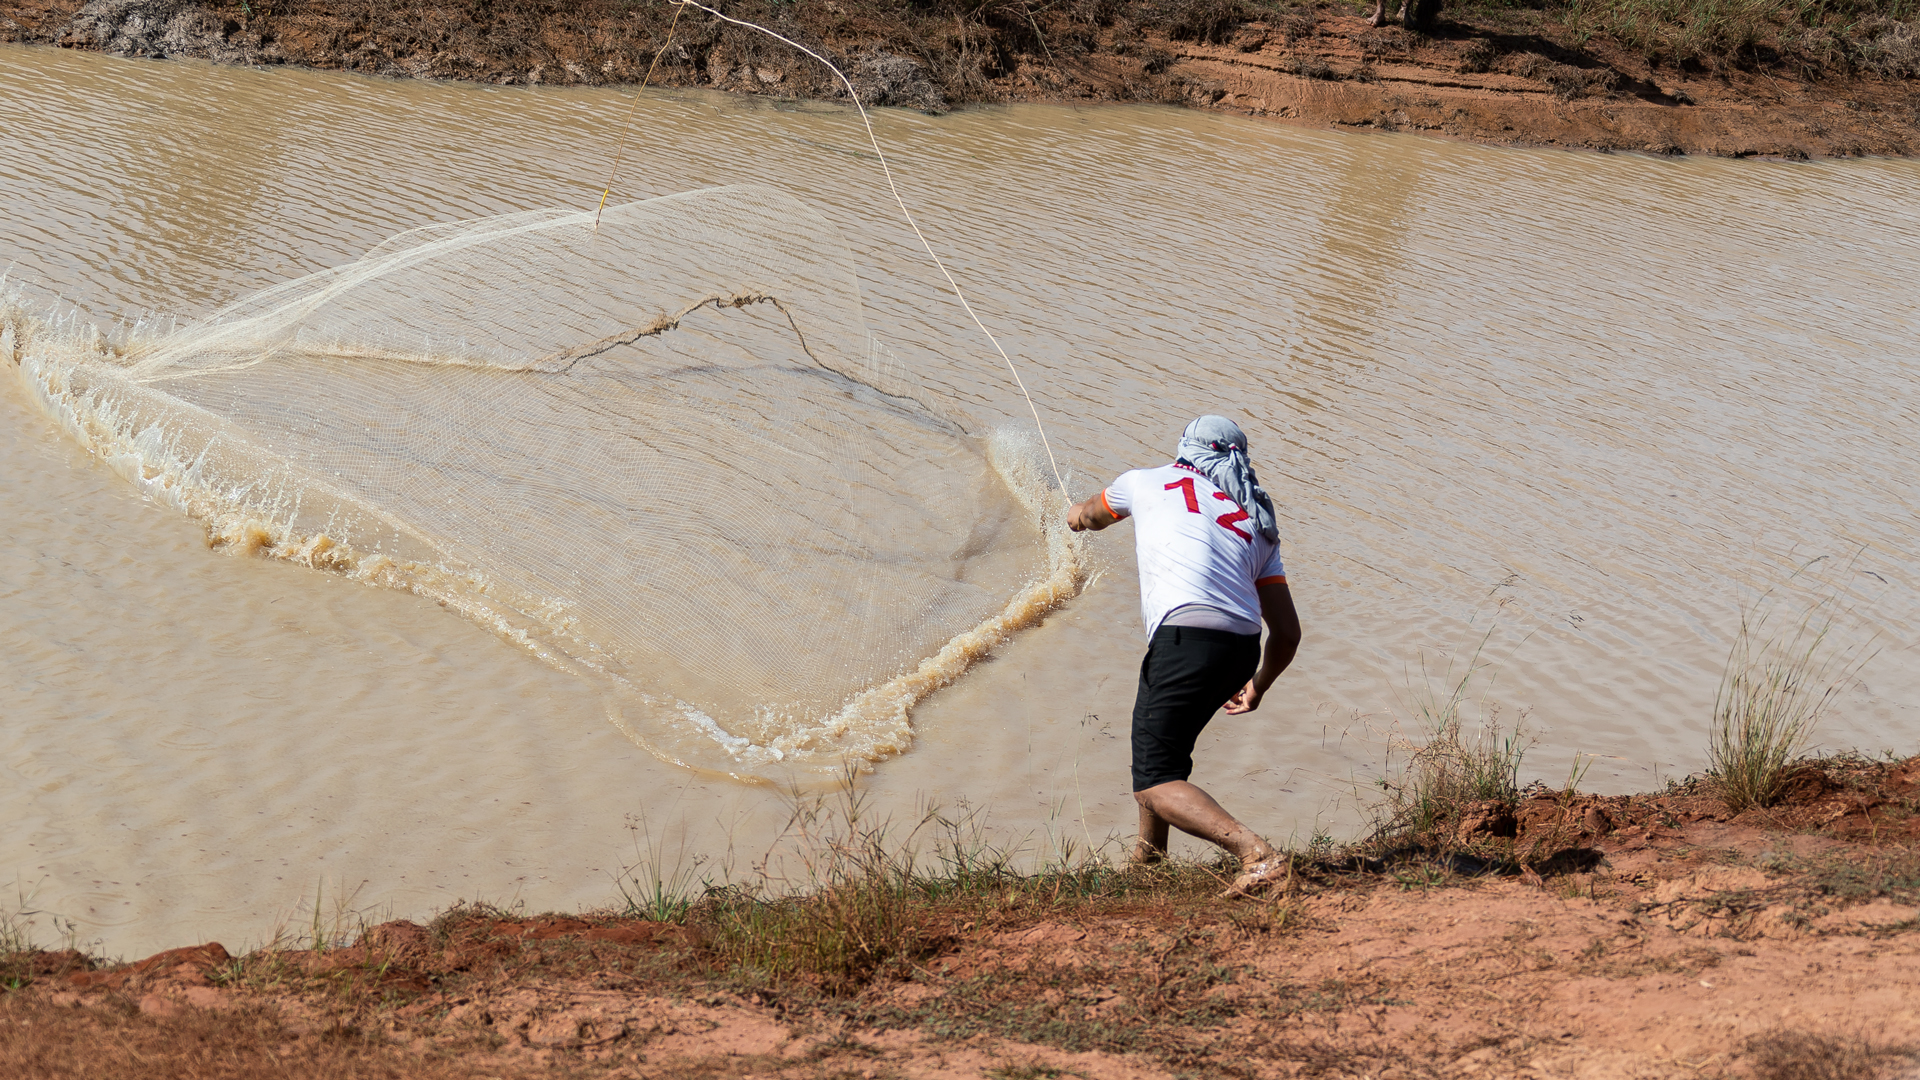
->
<box><xmin>4</xmin><ymin>0</ymin><xmax>1918</xmax><ymax>157</ymax></box>
<box><xmin>5</xmin><ymin>753</ymin><xmax>1917</xmax><ymax>1078</ymax></box>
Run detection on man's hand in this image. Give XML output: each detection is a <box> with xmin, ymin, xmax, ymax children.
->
<box><xmin>1223</xmin><ymin>679</ymin><xmax>1264</xmax><ymax>714</ymax></box>
<box><xmin>1067</xmin><ymin>493</ymin><xmax>1119</xmax><ymax>532</ymax></box>
<box><xmin>1222</xmin><ymin>581</ymin><xmax>1300</xmax><ymax>715</ymax></box>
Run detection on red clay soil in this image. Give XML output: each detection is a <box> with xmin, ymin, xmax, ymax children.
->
<box><xmin>5</xmin><ymin>756</ymin><xmax>1919</xmax><ymax>1079</ymax></box>
<box><xmin>1167</xmin><ymin>17</ymin><xmax>1920</xmax><ymax>159</ymax></box>
<box><xmin>4</xmin><ymin>0</ymin><xmax>1917</xmax><ymax>158</ymax></box>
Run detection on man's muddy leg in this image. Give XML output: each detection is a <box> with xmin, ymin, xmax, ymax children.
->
<box><xmin>1133</xmin><ymin>801</ymin><xmax>1171</xmax><ymax>865</ymax></box>
<box><xmin>1133</xmin><ymin>780</ymin><xmax>1275</xmax><ymax>865</ymax></box>
<box><xmin>1368</xmin><ymin>0</ymin><xmax>1388</xmax><ymax>25</ymax></box>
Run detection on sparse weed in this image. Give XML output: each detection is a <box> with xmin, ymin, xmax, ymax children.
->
<box><xmin>1709</xmin><ymin>589</ymin><xmax>1875</xmax><ymax>812</ymax></box>
<box><xmin>0</xmin><ymin>884</ymin><xmax>93</xmax><ymax>991</ymax></box>
<box><xmin>1563</xmin><ymin>752</ymin><xmax>1595</xmax><ymax>798</ymax></box>
<box><xmin>1555</xmin><ymin>0</ymin><xmax>1920</xmax><ymax>72</ymax></box>
<box><xmin>0</xmin><ymin>910</ymin><xmax>32</xmax><ymax>992</ymax></box>
<box><xmin>1257</xmin><ymin>895</ymin><xmax>1311</xmax><ymax>933</ymax></box>
<box><xmin>617</xmin><ymin>869</ymin><xmax>701</xmax><ymax>922</ymax></box>
<box><xmin>1308</xmin><ymin>829</ymin><xmax>1337</xmax><ymax>861</ymax></box>
<box><xmin>613</xmin><ymin>812</ymin><xmax>707</xmax><ymax>922</ymax></box>
<box><xmin>694</xmin><ymin>781</ymin><xmax>947</xmax><ymax>992</ymax></box>
<box><xmin>426</xmin><ymin>899</ymin><xmax>523</xmax><ymax>949</ymax></box>
<box><xmin>1768</xmin><ymin>850</ymin><xmax>1920</xmax><ymax>905</ymax></box>
<box><xmin>1391</xmin><ymin>861</ymin><xmax>1454</xmax><ymax>891</ymax></box>
<box><xmin>1853</xmin><ymin>17</ymin><xmax>1920</xmax><ymax>77</ymax></box>
<box><xmin>294</xmin><ymin>880</ymin><xmax>373</xmax><ymax>954</ymax></box>
<box><xmin>669</xmin><ymin>774</ymin><xmax>1247</xmax><ymax>994</ymax></box>
<box><xmin>1288</xmin><ymin>55</ymin><xmax>1338</xmax><ymax>79</ymax></box>
<box><xmin>1369</xmin><ymin>636</ymin><xmax>1534</xmax><ymax>846</ymax></box>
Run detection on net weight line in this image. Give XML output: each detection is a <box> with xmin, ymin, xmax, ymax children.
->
<box><xmin>593</xmin><ymin>0</ymin><xmax>1069</xmax><ymax>497</ymax></box>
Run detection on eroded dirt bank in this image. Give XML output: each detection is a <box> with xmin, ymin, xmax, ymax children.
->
<box><xmin>5</xmin><ymin>756</ymin><xmax>1919</xmax><ymax>1079</ymax></box>
<box><xmin>4</xmin><ymin>0</ymin><xmax>1918</xmax><ymax>158</ymax></box>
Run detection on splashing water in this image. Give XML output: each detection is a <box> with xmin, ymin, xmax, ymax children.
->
<box><xmin>1</xmin><ymin>185</ymin><xmax>1086</xmax><ymax>777</ymax></box>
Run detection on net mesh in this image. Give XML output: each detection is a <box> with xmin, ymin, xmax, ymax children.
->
<box><xmin>4</xmin><ymin>185</ymin><xmax>1084</xmax><ymax>775</ymax></box>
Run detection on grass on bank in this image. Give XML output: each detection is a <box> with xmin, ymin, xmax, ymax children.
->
<box><xmin>612</xmin><ymin>783</ymin><xmax>1253</xmax><ymax>994</ymax></box>
<box><xmin>1375</xmin><ymin>637</ymin><xmax>1531</xmax><ymax>839</ymax></box>
<box><xmin>0</xmin><ymin>887</ymin><xmax>86</xmax><ymax>993</ymax></box>
<box><xmin>661</xmin><ymin>0</ymin><xmax>1920</xmax><ymax>86</ymax></box>
<box><xmin>1548</xmin><ymin>0</ymin><xmax>1920</xmax><ymax>73</ymax></box>
<box><xmin>15</xmin><ymin>0</ymin><xmax>1911</xmax><ymax>116</ymax></box>
<box><xmin>601</xmin><ymin>585</ymin><xmax>1897</xmax><ymax>1000</ymax></box>
<box><xmin>1710</xmin><ymin>590</ymin><xmax>1876</xmax><ymax>812</ymax></box>
<box><xmin>0</xmin><ymin>911</ymin><xmax>30</xmax><ymax>992</ymax></box>
<box><xmin>1</xmin><ymin>598</ymin><xmax>1897</xmax><ymax>1001</ymax></box>
<box><xmin>0</xmin><ymin>592</ymin><xmax>1909</xmax><ymax>1080</ymax></box>
<box><xmin>2</xmin><ymin>752</ymin><xmax>1917</xmax><ymax>1077</ymax></box>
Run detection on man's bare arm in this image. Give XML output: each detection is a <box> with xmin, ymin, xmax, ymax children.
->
<box><xmin>1067</xmin><ymin>493</ymin><xmax>1120</xmax><ymax>532</ymax></box>
<box><xmin>1223</xmin><ymin>581</ymin><xmax>1300</xmax><ymax>715</ymax></box>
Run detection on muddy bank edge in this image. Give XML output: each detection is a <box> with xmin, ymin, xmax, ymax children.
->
<box><xmin>4</xmin><ymin>1</ymin><xmax>1919</xmax><ymax>157</ymax></box>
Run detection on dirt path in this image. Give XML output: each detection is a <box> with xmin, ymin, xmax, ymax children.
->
<box><xmin>5</xmin><ymin>0</ymin><xmax>1917</xmax><ymax>158</ymax></box>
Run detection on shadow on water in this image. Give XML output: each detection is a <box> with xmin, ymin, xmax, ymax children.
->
<box><xmin>1287</xmin><ymin>134</ymin><xmax>1425</xmax><ymax>376</ymax></box>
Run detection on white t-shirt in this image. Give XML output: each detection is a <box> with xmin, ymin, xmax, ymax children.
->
<box><xmin>1103</xmin><ymin>463</ymin><xmax>1287</xmax><ymax>641</ymax></box>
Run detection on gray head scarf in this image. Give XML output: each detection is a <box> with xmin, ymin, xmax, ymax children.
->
<box><xmin>1176</xmin><ymin>415</ymin><xmax>1278</xmax><ymax>543</ymax></box>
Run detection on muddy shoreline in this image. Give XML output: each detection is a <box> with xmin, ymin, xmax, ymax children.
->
<box><xmin>5</xmin><ymin>0</ymin><xmax>1918</xmax><ymax>158</ymax></box>
<box><xmin>5</xmin><ymin>755</ymin><xmax>1919</xmax><ymax>1077</ymax></box>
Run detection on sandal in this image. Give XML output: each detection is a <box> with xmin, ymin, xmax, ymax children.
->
<box><xmin>1221</xmin><ymin>853</ymin><xmax>1291</xmax><ymax>897</ymax></box>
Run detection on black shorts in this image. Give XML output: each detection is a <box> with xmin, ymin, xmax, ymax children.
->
<box><xmin>1131</xmin><ymin>624</ymin><xmax>1261</xmax><ymax>792</ymax></box>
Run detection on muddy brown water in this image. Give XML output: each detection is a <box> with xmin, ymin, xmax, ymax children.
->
<box><xmin>3</xmin><ymin>44</ymin><xmax>1918</xmax><ymax>957</ymax></box>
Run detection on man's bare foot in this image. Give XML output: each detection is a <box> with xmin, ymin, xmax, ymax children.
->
<box><xmin>1221</xmin><ymin>850</ymin><xmax>1290</xmax><ymax>897</ymax></box>
<box><xmin>1129</xmin><ymin>841</ymin><xmax>1166</xmax><ymax>867</ymax></box>
<box><xmin>1367</xmin><ymin>0</ymin><xmax>1387</xmax><ymax>25</ymax></box>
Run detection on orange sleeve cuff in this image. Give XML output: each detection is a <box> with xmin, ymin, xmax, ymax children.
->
<box><xmin>1255</xmin><ymin>575</ymin><xmax>1288</xmax><ymax>586</ymax></box>
<box><xmin>1101</xmin><ymin>490</ymin><xmax>1126</xmax><ymax>519</ymax></box>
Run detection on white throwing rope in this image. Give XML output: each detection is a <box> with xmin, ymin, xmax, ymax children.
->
<box><xmin>594</xmin><ymin>0</ymin><xmax>688</xmax><ymax>232</ymax></box>
<box><xmin>663</xmin><ymin>0</ymin><xmax>1069</xmax><ymax>496</ymax></box>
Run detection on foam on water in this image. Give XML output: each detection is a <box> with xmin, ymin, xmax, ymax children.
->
<box><xmin>611</xmin><ymin>426</ymin><xmax>1088</xmax><ymax>777</ymax></box>
<box><xmin>0</xmin><ymin>189</ymin><xmax>1088</xmax><ymax>777</ymax></box>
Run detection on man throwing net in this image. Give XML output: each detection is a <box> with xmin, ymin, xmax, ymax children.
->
<box><xmin>1067</xmin><ymin>415</ymin><xmax>1300</xmax><ymax>895</ymax></box>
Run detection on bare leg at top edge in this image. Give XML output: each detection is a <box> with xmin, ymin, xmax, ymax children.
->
<box><xmin>1368</xmin><ymin>0</ymin><xmax>1409</xmax><ymax>25</ymax></box>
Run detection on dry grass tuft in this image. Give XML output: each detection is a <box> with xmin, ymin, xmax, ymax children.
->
<box><xmin>0</xmin><ymin>893</ymin><xmax>94</xmax><ymax>991</ymax></box>
<box><xmin>1854</xmin><ymin>15</ymin><xmax>1920</xmax><ymax>76</ymax></box>
<box><xmin>1709</xmin><ymin>593</ymin><xmax>1872</xmax><ymax>813</ymax></box>
<box><xmin>0</xmin><ymin>993</ymin><xmax>486</xmax><ymax>1080</ymax></box>
<box><xmin>632</xmin><ymin>780</ymin><xmax>1235</xmax><ymax>994</ymax></box>
<box><xmin>1457</xmin><ymin>36</ymin><xmax>1501</xmax><ymax>71</ymax></box>
<box><xmin>1555</xmin><ymin>0</ymin><xmax>1920</xmax><ymax>72</ymax></box>
<box><xmin>1287</xmin><ymin>53</ymin><xmax>1339</xmax><ymax>78</ymax></box>
<box><xmin>0</xmin><ymin>911</ymin><xmax>30</xmax><ymax>991</ymax></box>
<box><xmin>1371</xmin><ymin>641</ymin><xmax>1532</xmax><ymax>845</ymax></box>
<box><xmin>694</xmin><ymin>788</ymin><xmax>937</xmax><ymax>992</ymax></box>
<box><xmin>1744</xmin><ymin>1029</ymin><xmax>1916</xmax><ymax>1080</ymax></box>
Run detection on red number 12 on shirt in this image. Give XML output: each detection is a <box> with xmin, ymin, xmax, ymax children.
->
<box><xmin>1164</xmin><ymin>477</ymin><xmax>1251</xmax><ymax>541</ymax></box>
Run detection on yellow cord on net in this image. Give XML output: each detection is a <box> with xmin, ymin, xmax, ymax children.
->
<box><xmin>594</xmin><ymin>1</ymin><xmax>687</xmax><ymax>231</ymax></box>
<box><xmin>665</xmin><ymin>0</ymin><xmax>1069</xmax><ymax>497</ymax></box>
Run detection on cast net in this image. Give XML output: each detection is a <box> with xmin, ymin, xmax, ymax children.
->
<box><xmin>5</xmin><ymin>185</ymin><xmax>1083</xmax><ymax>776</ymax></box>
